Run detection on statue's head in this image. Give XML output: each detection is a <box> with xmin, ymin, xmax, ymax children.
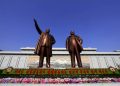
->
<box><xmin>45</xmin><ymin>29</ymin><xmax>50</xmax><ymax>33</ymax></box>
<box><xmin>70</xmin><ymin>31</ymin><xmax>75</xmax><ymax>35</ymax></box>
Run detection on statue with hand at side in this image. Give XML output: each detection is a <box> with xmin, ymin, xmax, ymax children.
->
<box><xmin>66</xmin><ymin>31</ymin><xmax>83</xmax><ymax>68</ymax></box>
<box><xmin>34</xmin><ymin>19</ymin><xmax>56</xmax><ymax>68</ymax></box>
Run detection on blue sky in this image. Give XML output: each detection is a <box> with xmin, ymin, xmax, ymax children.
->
<box><xmin>0</xmin><ymin>0</ymin><xmax>120</xmax><ymax>51</ymax></box>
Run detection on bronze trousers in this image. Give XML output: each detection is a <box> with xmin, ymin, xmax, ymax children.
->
<box><xmin>39</xmin><ymin>46</ymin><xmax>50</xmax><ymax>68</ymax></box>
<box><xmin>70</xmin><ymin>47</ymin><xmax>82</xmax><ymax>68</ymax></box>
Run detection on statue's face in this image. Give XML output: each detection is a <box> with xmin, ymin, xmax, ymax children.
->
<box><xmin>45</xmin><ymin>29</ymin><xmax>50</xmax><ymax>33</ymax></box>
<box><xmin>70</xmin><ymin>31</ymin><xmax>75</xmax><ymax>36</ymax></box>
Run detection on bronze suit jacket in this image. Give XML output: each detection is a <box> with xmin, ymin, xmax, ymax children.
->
<box><xmin>66</xmin><ymin>35</ymin><xmax>83</xmax><ymax>53</ymax></box>
<box><xmin>35</xmin><ymin>32</ymin><xmax>55</xmax><ymax>57</ymax></box>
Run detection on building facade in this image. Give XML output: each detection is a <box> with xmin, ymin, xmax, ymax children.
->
<box><xmin>0</xmin><ymin>47</ymin><xmax>120</xmax><ymax>69</ymax></box>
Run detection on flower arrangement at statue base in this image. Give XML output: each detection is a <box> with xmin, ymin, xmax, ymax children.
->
<box><xmin>0</xmin><ymin>67</ymin><xmax>120</xmax><ymax>83</ymax></box>
<box><xmin>0</xmin><ymin>78</ymin><xmax>120</xmax><ymax>84</ymax></box>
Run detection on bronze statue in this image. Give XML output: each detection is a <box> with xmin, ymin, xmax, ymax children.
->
<box><xmin>66</xmin><ymin>31</ymin><xmax>83</xmax><ymax>68</ymax></box>
<box><xmin>34</xmin><ymin>19</ymin><xmax>55</xmax><ymax>68</ymax></box>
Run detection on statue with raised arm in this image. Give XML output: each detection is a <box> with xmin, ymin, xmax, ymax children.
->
<box><xmin>34</xmin><ymin>19</ymin><xmax>55</xmax><ymax>68</ymax></box>
<box><xmin>66</xmin><ymin>31</ymin><xmax>83</xmax><ymax>68</ymax></box>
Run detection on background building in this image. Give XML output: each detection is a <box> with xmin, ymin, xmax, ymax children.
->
<box><xmin>0</xmin><ymin>47</ymin><xmax>120</xmax><ymax>69</ymax></box>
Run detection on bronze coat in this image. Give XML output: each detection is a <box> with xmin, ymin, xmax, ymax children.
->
<box><xmin>66</xmin><ymin>35</ymin><xmax>83</xmax><ymax>53</ymax></box>
<box><xmin>35</xmin><ymin>32</ymin><xmax>55</xmax><ymax>57</ymax></box>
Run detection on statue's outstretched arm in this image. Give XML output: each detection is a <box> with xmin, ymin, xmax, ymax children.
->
<box><xmin>34</xmin><ymin>19</ymin><xmax>42</xmax><ymax>35</ymax></box>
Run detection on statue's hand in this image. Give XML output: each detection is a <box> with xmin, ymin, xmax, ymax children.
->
<box><xmin>66</xmin><ymin>46</ymin><xmax>69</xmax><ymax>50</ymax></box>
<box><xmin>34</xmin><ymin>51</ymin><xmax>37</xmax><ymax>54</ymax></box>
